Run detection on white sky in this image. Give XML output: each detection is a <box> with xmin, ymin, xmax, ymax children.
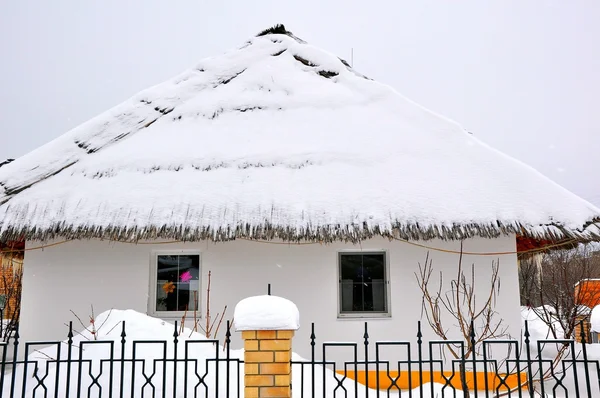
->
<box><xmin>1</xmin><ymin>0</ymin><xmax>598</xmax><ymax>206</ymax></box>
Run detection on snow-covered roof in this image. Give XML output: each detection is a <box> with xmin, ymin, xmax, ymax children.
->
<box><xmin>0</xmin><ymin>25</ymin><xmax>599</xmax><ymax>243</ymax></box>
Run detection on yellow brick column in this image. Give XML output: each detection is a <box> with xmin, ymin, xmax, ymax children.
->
<box><xmin>234</xmin><ymin>295</ymin><xmax>300</xmax><ymax>398</ymax></box>
<box><xmin>243</xmin><ymin>329</ymin><xmax>294</xmax><ymax>398</ymax></box>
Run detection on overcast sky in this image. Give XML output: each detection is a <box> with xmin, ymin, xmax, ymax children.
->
<box><xmin>1</xmin><ymin>1</ymin><xmax>598</xmax><ymax>206</ymax></box>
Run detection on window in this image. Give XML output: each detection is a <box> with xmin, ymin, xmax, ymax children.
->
<box><xmin>149</xmin><ymin>252</ymin><xmax>201</xmax><ymax>316</ymax></box>
<box><xmin>338</xmin><ymin>252</ymin><xmax>389</xmax><ymax>316</ymax></box>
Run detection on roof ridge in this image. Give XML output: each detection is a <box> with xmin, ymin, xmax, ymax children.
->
<box><xmin>255</xmin><ymin>24</ymin><xmax>306</xmax><ymax>44</ymax></box>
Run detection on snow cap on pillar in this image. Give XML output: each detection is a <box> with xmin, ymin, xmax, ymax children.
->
<box><xmin>234</xmin><ymin>295</ymin><xmax>300</xmax><ymax>331</ymax></box>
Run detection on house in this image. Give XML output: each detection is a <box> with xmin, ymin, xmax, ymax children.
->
<box><xmin>574</xmin><ymin>279</ymin><xmax>600</xmax><ymax>343</ymax></box>
<box><xmin>574</xmin><ymin>279</ymin><xmax>600</xmax><ymax>309</ymax></box>
<box><xmin>0</xmin><ymin>26</ymin><xmax>599</xmax><ymax>361</ymax></box>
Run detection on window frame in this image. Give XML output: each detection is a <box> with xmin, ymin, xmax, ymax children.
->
<box><xmin>337</xmin><ymin>250</ymin><xmax>391</xmax><ymax>319</ymax></box>
<box><xmin>148</xmin><ymin>250</ymin><xmax>202</xmax><ymax>318</ymax></box>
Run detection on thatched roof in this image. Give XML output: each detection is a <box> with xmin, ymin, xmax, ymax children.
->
<box><xmin>0</xmin><ymin>26</ymin><xmax>598</xmax><ymax>243</ymax></box>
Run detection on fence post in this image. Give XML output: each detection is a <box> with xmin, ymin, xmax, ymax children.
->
<box><xmin>234</xmin><ymin>295</ymin><xmax>300</xmax><ymax>398</ymax></box>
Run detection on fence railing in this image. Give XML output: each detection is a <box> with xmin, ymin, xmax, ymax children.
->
<box><xmin>1</xmin><ymin>320</ymin><xmax>243</xmax><ymax>398</ymax></box>
<box><xmin>1</xmin><ymin>320</ymin><xmax>599</xmax><ymax>397</ymax></box>
<box><xmin>291</xmin><ymin>321</ymin><xmax>600</xmax><ymax>398</ymax></box>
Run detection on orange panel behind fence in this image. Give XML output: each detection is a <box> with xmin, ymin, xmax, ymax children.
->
<box><xmin>337</xmin><ymin>370</ymin><xmax>528</xmax><ymax>391</ymax></box>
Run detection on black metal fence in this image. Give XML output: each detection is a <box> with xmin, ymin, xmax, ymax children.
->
<box><xmin>291</xmin><ymin>321</ymin><xmax>600</xmax><ymax>398</ymax></box>
<box><xmin>1</xmin><ymin>319</ymin><xmax>599</xmax><ymax>397</ymax></box>
<box><xmin>0</xmin><ymin>320</ymin><xmax>243</xmax><ymax>398</ymax></box>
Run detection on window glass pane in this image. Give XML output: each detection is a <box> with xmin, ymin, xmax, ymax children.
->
<box><xmin>340</xmin><ymin>255</ymin><xmax>362</xmax><ymax>282</ymax></box>
<box><xmin>177</xmin><ymin>255</ymin><xmax>200</xmax><ymax>312</ymax></box>
<box><xmin>340</xmin><ymin>253</ymin><xmax>386</xmax><ymax>313</ymax></box>
<box><xmin>340</xmin><ymin>281</ymin><xmax>354</xmax><ymax>312</ymax></box>
<box><xmin>156</xmin><ymin>254</ymin><xmax>200</xmax><ymax>312</ymax></box>
<box><xmin>363</xmin><ymin>254</ymin><xmax>385</xmax><ymax>280</ymax></box>
<box><xmin>352</xmin><ymin>282</ymin><xmax>364</xmax><ymax>311</ymax></box>
<box><xmin>370</xmin><ymin>280</ymin><xmax>386</xmax><ymax>312</ymax></box>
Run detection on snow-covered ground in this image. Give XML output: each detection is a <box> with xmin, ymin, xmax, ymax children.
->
<box><xmin>519</xmin><ymin>306</ymin><xmax>600</xmax><ymax>397</ymax></box>
<box><xmin>0</xmin><ymin>319</ymin><xmax>11</xmax><ymax>332</ymax></box>
<box><xmin>520</xmin><ymin>306</ymin><xmax>564</xmax><ymax>341</ymax></box>
<box><xmin>1</xmin><ymin>318</ymin><xmax>16</xmax><ymax>341</ymax></box>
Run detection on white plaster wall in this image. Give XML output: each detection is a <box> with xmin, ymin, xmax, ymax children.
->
<box><xmin>20</xmin><ymin>236</ymin><xmax>521</xmax><ymax>360</ymax></box>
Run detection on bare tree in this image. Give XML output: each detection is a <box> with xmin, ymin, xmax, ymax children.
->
<box><xmin>518</xmin><ymin>254</ymin><xmax>542</xmax><ymax>308</ymax></box>
<box><xmin>0</xmin><ymin>250</ymin><xmax>23</xmax><ymax>342</ymax></box>
<box><xmin>519</xmin><ymin>244</ymin><xmax>600</xmax><ymax>340</ymax></box>
<box><xmin>511</xmin><ymin>245</ymin><xmax>600</xmax><ymax>394</ymax></box>
<box><xmin>182</xmin><ymin>270</ymin><xmax>228</xmax><ymax>341</ymax></box>
<box><xmin>415</xmin><ymin>243</ymin><xmax>507</xmax><ymax>395</ymax></box>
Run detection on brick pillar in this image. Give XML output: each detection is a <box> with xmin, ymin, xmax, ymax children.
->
<box><xmin>574</xmin><ymin>315</ymin><xmax>590</xmax><ymax>343</ymax></box>
<box><xmin>243</xmin><ymin>330</ymin><xmax>294</xmax><ymax>398</ymax></box>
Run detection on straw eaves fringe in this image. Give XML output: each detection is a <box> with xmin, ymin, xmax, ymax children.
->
<box><xmin>0</xmin><ymin>219</ymin><xmax>597</xmax><ymax>244</ymax></box>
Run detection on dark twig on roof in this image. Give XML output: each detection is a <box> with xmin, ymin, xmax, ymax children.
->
<box><xmin>0</xmin><ymin>159</ymin><xmax>14</xmax><ymax>168</ymax></box>
<box><xmin>2</xmin><ymin>160</ymin><xmax>78</xmax><ymax>199</ymax></box>
<box><xmin>339</xmin><ymin>58</ymin><xmax>351</xmax><ymax>68</ymax></box>
<box><xmin>215</xmin><ymin>69</ymin><xmax>246</xmax><ymax>87</ymax></box>
<box><xmin>154</xmin><ymin>107</ymin><xmax>174</xmax><ymax>115</ymax></box>
<box><xmin>318</xmin><ymin>70</ymin><xmax>339</xmax><ymax>79</ymax></box>
<box><xmin>256</xmin><ymin>24</ymin><xmax>290</xmax><ymax>37</ymax></box>
<box><xmin>293</xmin><ymin>55</ymin><xmax>316</xmax><ymax>67</ymax></box>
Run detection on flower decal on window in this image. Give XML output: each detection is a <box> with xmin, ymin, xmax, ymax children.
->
<box><xmin>162</xmin><ymin>281</ymin><xmax>175</xmax><ymax>294</ymax></box>
<box><xmin>180</xmin><ymin>271</ymin><xmax>192</xmax><ymax>282</ymax></box>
